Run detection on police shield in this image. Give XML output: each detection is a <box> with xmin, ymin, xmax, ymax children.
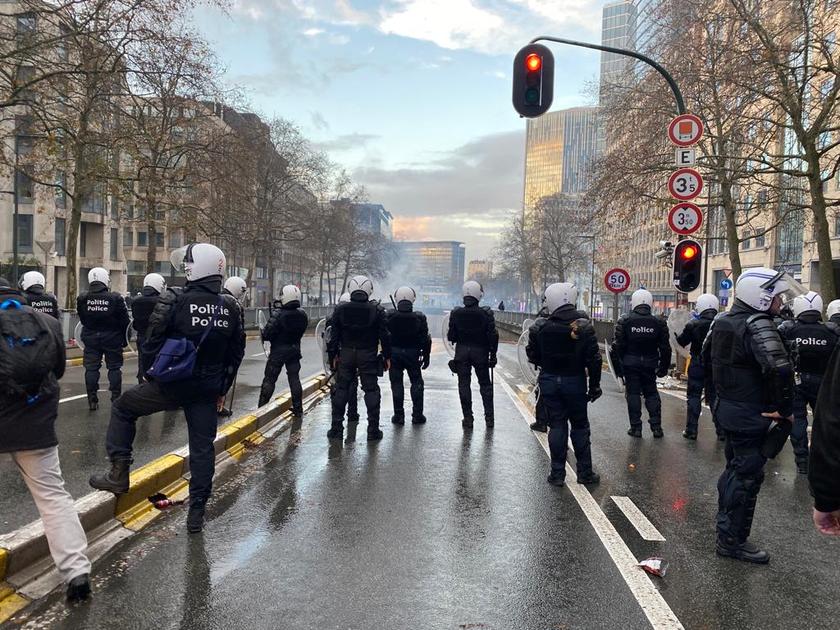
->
<box><xmin>605</xmin><ymin>344</ymin><xmax>625</xmax><ymax>393</ymax></box>
<box><xmin>668</xmin><ymin>308</ymin><xmax>691</xmax><ymax>360</ymax></box>
<box><xmin>517</xmin><ymin>329</ymin><xmax>537</xmax><ymax>386</ymax></box>
<box><xmin>73</xmin><ymin>321</ymin><xmax>84</xmax><ymax>350</ymax></box>
<box><xmin>441</xmin><ymin>312</ymin><xmax>455</xmax><ymax>358</ymax></box>
<box><xmin>314</xmin><ymin>318</ymin><xmax>331</xmax><ymax>374</ymax></box>
<box><xmin>257</xmin><ymin>309</ymin><xmax>269</xmax><ymax>357</ymax></box>
<box><xmin>522</xmin><ymin>318</ymin><xmax>535</xmax><ymax>333</ymax></box>
<box><xmin>125</xmin><ymin>319</ymin><xmax>135</xmax><ymax>353</ymax></box>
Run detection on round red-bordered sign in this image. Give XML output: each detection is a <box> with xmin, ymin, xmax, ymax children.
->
<box><xmin>668</xmin><ymin>114</ymin><xmax>704</xmax><ymax>147</ymax></box>
<box><xmin>667</xmin><ymin>202</ymin><xmax>704</xmax><ymax>235</ymax></box>
<box><xmin>668</xmin><ymin>168</ymin><xmax>704</xmax><ymax>201</ymax></box>
<box><xmin>604</xmin><ymin>268</ymin><xmax>631</xmax><ymax>294</ymax></box>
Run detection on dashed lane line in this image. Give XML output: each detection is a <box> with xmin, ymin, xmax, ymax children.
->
<box><xmin>611</xmin><ymin>496</ymin><xmax>667</xmax><ymax>542</ymax></box>
<box><xmin>59</xmin><ymin>393</ymin><xmax>89</xmax><ymax>404</ymax></box>
<box><xmin>499</xmin><ymin>379</ymin><xmax>684</xmax><ymax>630</ymax></box>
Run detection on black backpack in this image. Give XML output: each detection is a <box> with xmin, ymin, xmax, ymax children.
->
<box><xmin>0</xmin><ymin>301</ymin><xmax>58</xmax><ymax>403</ymax></box>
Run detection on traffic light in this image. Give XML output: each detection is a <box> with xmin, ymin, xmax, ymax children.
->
<box><xmin>512</xmin><ymin>43</ymin><xmax>554</xmax><ymax>118</ymax></box>
<box><xmin>672</xmin><ymin>238</ymin><xmax>702</xmax><ymax>293</ymax></box>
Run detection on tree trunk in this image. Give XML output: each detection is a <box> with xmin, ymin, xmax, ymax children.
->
<box><xmin>805</xmin><ymin>146</ymin><xmax>837</xmax><ymax>303</ymax></box>
<box><xmin>146</xmin><ymin>197</ymin><xmax>157</xmax><ymax>273</ymax></box>
<box><xmin>720</xmin><ymin>180</ymin><xmax>743</xmax><ymax>280</ymax></box>
<box><xmin>65</xmin><ymin>134</ymin><xmax>91</xmax><ymax>309</ymax></box>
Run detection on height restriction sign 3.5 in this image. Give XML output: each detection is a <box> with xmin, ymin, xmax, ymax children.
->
<box><xmin>668</xmin><ymin>202</ymin><xmax>703</xmax><ymax>235</ymax></box>
<box><xmin>668</xmin><ymin>114</ymin><xmax>703</xmax><ymax>147</ymax></box>
<box><xmin>604</xmin><ymin>268</ymin><xmax>630</xmax><ymax>294</ymax></box>
<box><xmin>668</xmin><ymin>168</ymin><xmax>703</xmax><ymax>201</ymax></box>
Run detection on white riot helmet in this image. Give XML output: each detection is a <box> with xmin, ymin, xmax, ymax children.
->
<box><xmin>394</xmin><ymin>286</ymin><xmax>416</xmax><ymax>304</ymax></box>
<box><xmin>463</xmin><ymin>280</ymin><xmax>484</xmax><ymax>301</ymax></box>
<box><xmin>792</xmin><ymin>291</ymin><xmax>823</xmax><ymax>318</ymax></box>
<box><xmin>695</xmin><ymin>293</ymin><xmax>719</xmax><ymax>313</ymax></box>
<box><xmin>172</xmin><ymin>243</ymin><xmax>226</xmax><ymax>282</ymax></box>
<box><xmin>20</xmin><ymin>271</ymin><xmax>46</xmax><ymax>291</ymax></box>
<box><xmin>88</xmin><ymin>267</ymin><xmax>110</xmax><ymax>287</ymax></box>
<box><xmin>347</xmin><ymin>275</ymin><xmax>373</xmax><ymax>299</ymax></box>
<box><xmin>827</xmin><ymin>299</ymin><xmax>840</xmax><ymax>320</ymax></box>
<box><xmin>544</xmin><ymin>282</ymin><xmax>578</xmax><ymax>313</ymax></box>
<box><xmin>142</xmin><ymin>273</ymin><xmax>166</xmax><ymax>295</ymax></box>
<box><xmin>224</xmin><ymin>276</ymin><xmax>247</xmax><ymax>301</ymax></box>
<box><xmin>735</xmin><ymin>267</ymin><xmax>806</xmax><ymax>312</ymax></box>
<box><xmin>338</xmin><ymin>292</ymin><xmax>351</xmax><ymax>304</ymax></box>
<box><xmin>631</xmin><ymin>289</ymin><xmax>653</xmax><ymax>311</ymax></box>
<box><xmin>279</xmin><ymin>284</ymin><xmax>302</xmax><ymax>306</ymax></box>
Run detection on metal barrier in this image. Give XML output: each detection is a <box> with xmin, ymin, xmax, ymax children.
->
<box><xmin>494</xmin><ymin>310</ymin><xmax>616</xmax><ymax>343</ymax></box>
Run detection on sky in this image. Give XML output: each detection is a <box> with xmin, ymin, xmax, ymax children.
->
<box><xmin>193</xmin><ymin>0</ymin><xmax>606</xmax><ymax>262</ymax></box>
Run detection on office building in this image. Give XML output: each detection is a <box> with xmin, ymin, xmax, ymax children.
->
<box><xmin>394</xmin><ymin>241</ymin><xmax>465</xmax><ymax>308</ymax></box>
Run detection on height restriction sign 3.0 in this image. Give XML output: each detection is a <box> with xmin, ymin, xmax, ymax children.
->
<box><xmin>668</xmin><ymin>114</ymin><xmax>703</xmax><ymax>147</ymax></box>
<box><xmin>604</xmin><ymin>268</ymin><xmax>630</xmax><ymax>294</ymax></box>
<box><xmin>668</xmin><ymin>202</ymin><xmax>703</xmax><ymax>235</ymax></box>
<box><xmin>668</xmin><ymin>168</ymin><xmax>703</xmax><ymax>201</ymax></box>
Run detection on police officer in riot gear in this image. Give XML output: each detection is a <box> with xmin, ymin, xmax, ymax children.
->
<box><xmin>329</xmin><ymin>292</ymin><xmax>360</xmax><ymax>423</ymax></box>
<box><xmin>826</xmin><ymin>299</ymin><xmax>840</xmax><ymax>334</ymax></box>
<box><xmin>259</xmin><ymin>285</ymin><xmax>309</xmax><ymax>413</ymax></box>
<box><xmin>327</xmin><ymin>276</ymin><xmax>391</xmax><ymax>441</ymax></box>
<box><xmin>20</xmin><ymin>271</ymin><xmax>59</xmax><ymax>319</ymax></box>
<box><xmin>526</xmin><ymin>283</ymin><xmax>602</xmax><ymax>487</ymax></box>
<box><xmin>223</xmin><ymin>276</ymin><xmax>247</xmax><ymax>325</ymax></box>
<box><xmin>90</xmin><ymin>243</ymin><xmax>245</xmax><ymax>534</ymax></box>
<box><xmin>529</xmin><ymin>303</ymin><xmax>550</xmax><ymax>433</ymax></box>
<box><xmin>611</xmin><ymin>289</ymin><xmax>671</xmax><ymax>438</ymax></box>
<box><xmin>676</xmin><ymin>293</ymin><xmax>722</xmax><ymax>441</ymax></box>
<box><xmin>703</xmin><ymin>268</ymin><xmax>799</xmax><ymax>564</ymax></box>
<box><xmin>448</xmin><ymin>280</ymin><xmax>499</xmax><ymax>429</ymax></box>
<box><xmin>386</xmin><ymin>286</ymin><xmax>431</xmax><ymax>425</ymax></box>
<box><xmin>77</xmin><ymin>267</ymin><xmax>130</xmax><ymax>410</ymax></box>
<box><xmin>130</xmin><ymin>273</ymin><xmax>166</xmax><ymax>384</ymax></box>
<box><xmin>778</xmin><ymin>291</ymin><xmax>838</xmax><ymax>474</ymax></box>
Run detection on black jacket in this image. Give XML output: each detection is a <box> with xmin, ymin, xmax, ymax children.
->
<box><xmin>447</xmin><ymin>299</ymin><xmax>499</xmax><ymax>354</ymax></box>
<box><xmin>386</xmin><ymin>306</ymin><xmax>431</xmax><ymax>357</ymax></box>
<box><xmin>526</xmin><ymin>307</ymin><xmax>601</xmax><ymax>385</ymax></box>
<box><xmin>77</xmin><ymin>282</ymin><xmax>130</xmax><ymax>349</ymax></box>
<box><xmin>778</xmin><ymin>313</ymin><xmax>838</xmax><ymax>377</ymax></box>
<box><xmin>143</xmin><ymin>277</ymin><xmax>246</xmax><ymax>394</ymax></box>
<box><xmin>676</xmin><ymin>309</ymin><xmax>716</xmax><ymax>357</ymax></box>
<box><xmin>810</xmin><ymin>345</ymin><xmax>840</xmax><ymax>512</ymax></box>
<box><xmin>327</xmin><ymin>295</ymin><xmax>391</xmax><ymax>360</ymax></box>
<box><xmin>0</xmin><ymin>297</ymin><xmax>65</xmax><ymax>453</ymax></box>
<box><xmin>262</xmin><ymin>302</ymin><xmax>309</xmax><ymax>346</ymax></box>
<box><xmin>24</xmin><ymin>287</ymin><xmax>59</xmax><ymax>319</ymax></box>
<box><xmin>131</xmin><ymin>287</ymin><xmax>161</xmax><ymax>339</ymax></box>
<box><xmin>612</xmin><ymin>306</ymin><xmax>671</xmax><ymax>371</ymax></box>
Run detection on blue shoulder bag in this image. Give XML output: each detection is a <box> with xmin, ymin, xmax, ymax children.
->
<box><xmin>146</xmin><ymin>298</ymin><xmax>221</xmax><ymax>383</ymax></box>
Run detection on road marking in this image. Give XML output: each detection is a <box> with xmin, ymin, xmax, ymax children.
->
<box><xmin>59</xmin><ymin>394</ymin><xmax>89</xmax><ymax>404</ymax></box>
<box><xmin>611</xmin><ymin>496</ymin><xmax>667</xmax><ymax>542</ymax></box>
<box><xmin>251</xmin><ymin>352</ymin><xmax>267</xmax><ymax>357</ymax></box>
<box><xmin>500</xmin><ymin>379</ymin><xmax>684</xmax><ymax>630</ymax></box>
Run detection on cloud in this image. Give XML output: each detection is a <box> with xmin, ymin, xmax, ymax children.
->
<box><xmin>303</xmin><ymin>27</ymin><xmax>325</xmax><ymax>37</ymax></box>
<box><xmin>310</xmin><ymin>111</ymin><xmax>330</xmax><ymax>131</ymax></box>
<box><xmin>313</xmin><ymin>132</ymin><xmax>380</xmax><ymax>152</ymax></box>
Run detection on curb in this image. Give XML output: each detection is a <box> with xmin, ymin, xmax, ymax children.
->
<box><xmin>0</xmin><ymin>373</ymin><xmax>330</xmax><ymax>623</ymax></box>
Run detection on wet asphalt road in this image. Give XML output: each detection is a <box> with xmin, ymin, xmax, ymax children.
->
<box><xmin>6</xmin><ymin>318</ymin><xmax>840</xmax><ymax>629</ymax></box>
<box><xmin>0</xmin><ymin>335</ymin><xmax>323</xmax><ymax>532</ymax></box>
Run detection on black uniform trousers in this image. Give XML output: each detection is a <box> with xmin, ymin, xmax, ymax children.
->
<box><xmin>790</xmin><ymin>373</ymin><xmax>821</xmax><ymax>465</ymax></box>
<box><xmin>83</xmin><ymin>344</ymin><xmax>124</xmax><ymax>400</ymax></box>
<box><xmin>332</xmin><ymin>347</ymin><xmax>380</xmax><ymax>430</ymax></box>
<box><xmin>106</xmin><ymin>379</ymin><xmax>219</xmax><ymax>506</ymax></box>
<box><xmin>686</xmin><ymin>357</ymin><xmax>719</xmax><ymax>435</ymax></box>
<box><xmin>715</xmin><ymin>399</ymin><xmax>770</xmax><ymax>546</ymax></box>
<box><xmin>623</xmin><ymin>357</ymin><xmax>661</xmax><ymax>429</ymax></box>
<box><xmin>389</xmin><ymin>346</ymin><xmax>424</xmax><ymax>420</ymax></box>
<box><xmin>454</xmin><ymin>345</ymin><xmax>493</xmax><ymax>420</ymax></box>
<box><xmin>259</xmin><ymin>344</ymin><xmax>303</xmax><ymax>413</ymax></box>
<box><xmin>539</xmin><ymin>372</ymin><xmax>593</xmax><ymax>477</ymax></box>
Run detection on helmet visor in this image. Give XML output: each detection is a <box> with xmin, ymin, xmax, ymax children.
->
<box><xmin>761</xmin><ymin>270</ymin><xmax>806</xmax><ymax>304</ymax></box>
<box><xmin>169</xmin><ymin>246</ymin><xmax>189</xmax><ymax>273</ymax></box>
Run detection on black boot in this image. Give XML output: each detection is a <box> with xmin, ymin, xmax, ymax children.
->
<box><xmin>89</xmin><ymin>457</ymin><xmax>132</xmax><ymax>494</ymax></box>
<box><xmin>547</xmin><ymin>473</ymin><xmax>565</xmax><ymax>487</ymax></box>
<box><xmin>485</xmin><ymin>416</ymin><xmax>495</xmax><ymax>428</ymax></box>
<box><xmin>88</xmin><ymin>394</ymin><xmax>98</xmax><ymax>412</ymax></box>
<box><xmin>577</xmin><ymin>471</ymin><xmax>601</xmax><ymax>486</ymax></box>
<box><xmin>462</xmin><ymin>416</ymin><xmax>474</xmax><ymax>430</ymax></box>
<box><xmin>367</xmin><ymin>424</ymin><xmax>384</xmax><ymax>441</ymax></box>
<box><xmin>186</xmin><ymin>502</ymin><xmax>206</xmax><ymax>534</ymax></box>
<box><xmin>682</xmin><ymin>429</ymin><xmax>697</xmax><ymax>440</ymax></box>
<box><xmin>530</xmin><ymin>421</ymin><xmax>548</xmax><ymax>433</ymax></box>
<box><xmin>327</xmin><ymin>422</ymin><xmax>344</xmax><ymax>440</ymax></box>
<box><xmin>391</xmin><ymin>413</ymin><xmax>405</xmax><ymax>425</ymax></box>
<box><xmin>111</xmin><ymin>391</ymin><xmax>120</xmax><ymax>403</ymax></box>
<box><xmin>652</xmin><ymin>426</ymin><xmax>664</xmax><ymax>439</ymax></box>
<box><xmin>796</xmin><ymin>458</ymin><xmax>808</xmax><ymax>475</ymax></box>
<box><xmin>411</xmin><ymin>414</ymin><xmax>427</xmax><ymax>424</ymax></box>
<box><xmin>716</xmin><ymin>540</ymin><xmax>770</xmax><ymax>564</ymax></box>
<box><xmin>66</xmin><ymin>574</ymin><xmax>91</xmax><ymax>602</ymax></box>
<box><xmin>627</xmin><ymin>426</ymin><xmax>642</xmax><ymax>438</ymax></box>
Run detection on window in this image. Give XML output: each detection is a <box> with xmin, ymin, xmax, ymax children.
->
<box><xmin>754</xmin><ymin>230</ymin><xmax>765</xmax><ymax>248</ymax></box>
<box><xmin>15</xmin><ymin>215</ymin><xmax>33</xmax><ymax>253</ymax></box>
<box><xmin>16</xmin><ymin>13</ymin><xmax>36</xmax><ymax>33</ymax></box>
<box><xmin>16</xmin><ymin>171</ymin><xmax>34</xmax><ymax>203</ymax></box>
<box><xmin>137</xmin><ymin>231</ymin><xmax>148</xmax><ymax>247</ymax></box>
<box><xmin>14</xmin><ymin>65</ymin><xmax>36</xmax><ymax>100</ymax></box>
<box><xmin>741</xmin><ymin>232</ymin><xmax>751</xmax><ymax>250</ymax></box>
<box><xmin>110</xmin><ymin>194</ymin><xmax>118</xmax><ymax>219</ymax></box>
<box><xmin>110</xmin><ymin>228</ymin><xmax>119</xmax><ymax>260</ymax></box>
<box><xmin>124</xmin><ymin>228</ymin><xmax>133</xmax><ymax>247</ymax></box>
<box><xmin>168</xmin><ymin>230</ymin><xmax>181</xmax><ymax>248</ymax></box>
<box><xmin>55</xmin><ymin>218</ymin><xmax>66</xmax><ymax>256</ymax></box>
<box><xmin>155</xmin><ymin>231</ymin><xmax>164</xmax><ymax>247</ymax></box>
<box><xmin>54</xmin><ymin>172</ymin><xmax>66</xmax><ymax>208</ymax></box>
<box><xmin>80</xmin><ymin>223</ymin><xmax>87</xmax><ymax>257</ymax></box>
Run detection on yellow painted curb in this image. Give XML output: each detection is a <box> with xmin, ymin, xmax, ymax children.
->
<box><xmin>119</xmin><ymin>478</ymin><xmax>190</xmax><ymax>532</ymax></box>
<box><xmin>0</xmin><ymin>549</ymin><xmax>6</xmax><ymax>581</ymax></box>
<box><xmin>66</xmin><ymin>358</ymin><xmax>84</xmax><ymax>367</ymax></box>
<box><xmin>218</xmin><ymin>414</ymin><xmax>259</xmax><ymax>447</ymax></box>
<box><xmin>0</xmin><ymin>584</ymin><xmax>29</xmax><ymax>625</ymax></box>
<box><xmin>115</xmin><ymin>454</ymin><xmax>186</xmax><ymax>521</ymax></box>
<box><xmin>227</xmin><ymin>433</ymin><xmax>266</xmax><ymax>461</ymax></box>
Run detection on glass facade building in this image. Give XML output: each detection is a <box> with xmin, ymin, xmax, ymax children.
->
<box><xmin>394</xmin><ymin>241</ymin><xmax>466</xmax><ymax>308</ymax></box>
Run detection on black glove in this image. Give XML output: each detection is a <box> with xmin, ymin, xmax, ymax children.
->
<box><xmin>422</xmin><ymin>354</ymin><xmax>430</xmax><ymax>370</ymax></box>
<box><xmin>588</xmin><ymin>386</ymin><xmax>602</xmax><ymax>403</ymax></box>
<box><xmin>656</xmin><ymin>366</ymin><xmax>669</xmax><ymax>378</ymax></box>
<box><xmin>489</xmin><ymin>354</ymin><xmax>497</xmax><ymax>368</ymax></box>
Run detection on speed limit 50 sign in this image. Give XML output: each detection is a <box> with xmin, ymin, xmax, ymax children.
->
<box><xmin>668</xmin><ymin>202</ymin><xmax>703</xmax><ymax>235</ymax></box>
<box><xmin>668</xmin><ymin>168</ymin><xmax>704</xmax><ymax>201</ymax></box>
<box><xmin>604</xmin><ymin>268</ymin><xmax>630</xmax><ymax>294</ymax></box>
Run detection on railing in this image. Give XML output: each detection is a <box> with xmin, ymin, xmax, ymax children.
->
<box><xmin>494</xmin><ymin>310</ymin><xmax>616</xmax><ymax>343</ymax></box>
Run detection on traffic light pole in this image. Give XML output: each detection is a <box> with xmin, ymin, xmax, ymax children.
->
<box><xmin>528</xmin><ymin>36</ymin><xmax>686</xmax><ymax>115</ymax></box>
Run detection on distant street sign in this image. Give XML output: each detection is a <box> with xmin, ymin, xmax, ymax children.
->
<box><xmin>675</xmin><ymin>148</ymin><xmax>696</xmax><ymax>167</ymax></box>
<box><xmin>604</xmin><ymin>268</ymin><xmax>631</xmax><ymax>294</ymax></box>
<box><xmin>668</xmin><ymin>114</ymin><xmax>704</xmax><ymax>147</ymax></box>
<box><xmin>668</xmin><ymin>202</ymin><xmax>703</xmax><ymax>235</ymax></box>
<box><xmin>720</xmin><ymin>278</ymin><xmax>733</xmax><ymax>290</ymax></box>
<box><xmin>668</xmin><ymin>168</ymin><xmax>704</xmax><ymax>201</ymax></box>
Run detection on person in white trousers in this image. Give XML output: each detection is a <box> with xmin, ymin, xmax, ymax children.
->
<box><xmin>0</xmin><ymin>278</ymin><xmax>91</xmax><ymax>601</ymax></box>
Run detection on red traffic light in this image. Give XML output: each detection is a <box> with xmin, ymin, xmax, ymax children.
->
<box><xmin>680</xmin><ymin>244</ymin><xmax>698</xmax><ymax>260</ymax></box>
<box><xmin>525</xmin><ymin>53</ymin><xmax>542</xmax><ymax>72</ymax></box>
